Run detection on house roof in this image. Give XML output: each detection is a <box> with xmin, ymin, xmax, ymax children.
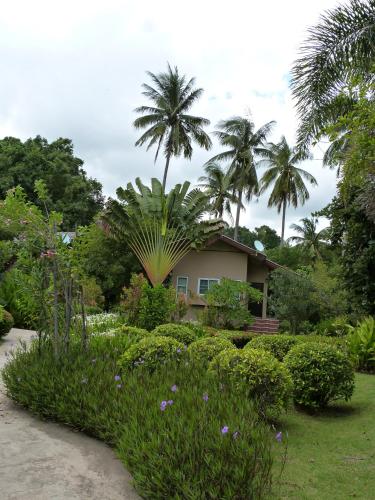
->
<box><xmin>206</xmin><ymin>234</ymin><xmax>281</xmax><ymax>270</ymax></box>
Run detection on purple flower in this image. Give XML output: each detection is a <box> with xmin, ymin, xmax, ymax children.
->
<box><xmin>171</xmin><ymin>384</ymin><xmax>178</xmax><ymax>393</ymax></box>
<box><xmin>167</xmin><ymin>400</ymin><xmax>174</xmax><ymax>406</ymax></box>
<box><xmin>232</xmin><ymin>431</ymin><xmax>239</xmax><ymax>440</ymax></box>
<box><xmin>221</xmin><ymin>426</ymin><xmax>229</xmax><ymax>434</ymax></box>
<box><xmin>116</xmin><ymin>384</ymin><xmax>122</xmax><ymax>389</ymax></box>
<box><xmin>114</xmin><ymin>375</ymin><xmax>121</xmax><ymax>381</ymax></box>
<box><xmin>203</xmin><ymin>393</ymin><xmax>209</xmax><ymax>402</ymax></box>
<box><xmin>275</xmin><ymin>431</ymin><xmax>282</xmax><ymax>443</ymax></box>
<box><xmin>176</xmin><ymin>348</ymin><xmax>181</xmax><ymax>353</ymax></box>
<box><xmin>160</xmin><ymin>400</ymin><xmax>168</xmax><ymax>411</ymax></box>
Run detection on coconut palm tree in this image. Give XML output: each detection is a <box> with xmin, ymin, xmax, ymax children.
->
<box><xmin>133</xmin><ymin>64</ymin><xmax>212</xmax><ymax>191</ymax></box>
<box><xmin>198</xmin><ymin>163</ymin><xmax>238</xmax><ymax>222</ymax></box>
<box><xmin>206</xmin><ymin>116</ymin><xmax>275</xmax><ymax>241</ymax></box>
<box><xmin>258</xmin><ymin>136</ymin><xmax>317</xmax><ymax>244</ymax></box>
<box><xmin>103</xmin><ymin>178</ymin><xmax>224</xmax><ymax>286</ymax></box>
<box><xmin>288</xmin><ymin>217</ymin><xmax>329</xmax><ymax>261</ymax></box>
<box><xmin>291</xmin><ymin>0</ymin><xmax>375</xmax><ymax>152</ymax></box>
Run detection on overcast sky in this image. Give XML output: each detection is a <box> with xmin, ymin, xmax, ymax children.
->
<box><xmin>0</xmin><ymin>0</ymin><xmax>341</xmax><ymax>239</ymax></box>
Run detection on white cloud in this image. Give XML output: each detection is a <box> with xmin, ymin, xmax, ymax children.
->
<box><xmin>0</xmin><ymin>0</ymin><xmax>340</xmax><ymax>238</ymax></box>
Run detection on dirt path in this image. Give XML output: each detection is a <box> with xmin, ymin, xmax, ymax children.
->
<box><xmin>0</xmin><ymin>328</ymin><xmax>139</xmax><ymax>500</ymax></box>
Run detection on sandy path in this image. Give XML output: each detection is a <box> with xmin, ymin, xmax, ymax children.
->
<box><xmin>0</xmin><ymin>328</ymin><xmax>139</xmax><ymax>500</ymax></box>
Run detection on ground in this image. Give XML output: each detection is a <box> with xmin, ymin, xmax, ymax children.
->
<box><xmin>0</xmin><ymin>329</ymin><xmax>139</xmax><ymax>500</ymax></box>
<box><xmin>278</xmin><ymin>373</ymin><xmax>375</xmax><ymax>499</ymax></box>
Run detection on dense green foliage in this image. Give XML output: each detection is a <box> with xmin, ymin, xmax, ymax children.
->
<box><xmin>209</xmin><ymin>348</ymin><xmax>293</xmax><ymax>419</ymax></box>
<box><xmin>152</xmin><ymin>323</ymin><xmax>197</xmax><ymax>345</ymax></box>
<box><xmin>314</xmin><ymin>316</ymin><xmax>350</xmax><ymax>337</ymax></box>
<box><xmin>0</xmin><ymin>136</ymin><xmax>103</xmax><ymax>229</ymax></box>
<box><xmin>201</xmin><ymin>278</ymin><xmax>262</xmax><ymax>329</ymax></box>
<box><xmin>121</xmin><ymin>274</ymin><xmax>177</xmax><ymax>331</ymax></box>
<box><xmin>284</xmin><ymin>343</ymin><xmax>355</xmax><ymax>408</ymax></box>
<box><xmin>118</xmin><ymin>336</ymin><xmax>184</xmax><ymax>372</ymax></box>
<box><xmin>0</xmin><ymin>306</ymin><xmax>14</xmax><ymax>337</ymax></box>
<box><xmin>72</xmin><ymin>223</ymin><xmax>141</xmax><ymax>306</ymax></box>
<box><xmin>187</xmin><ymin>336</ymin><xmax>233</xmax><ymax>365</ymax></box>
<box><xmin>247</xmin><ymin>335</ymin><xmax>298</xmax><ymax>361</ymax></box>
<box><xmin>347</xmin><ymin>316</ymin><xmax>375</xmax><ymax>372</ymax></box>
<box><xmin>3</xmin><ymin>340</ymin><xmax>277</xmax><ymax>499</ymax></box>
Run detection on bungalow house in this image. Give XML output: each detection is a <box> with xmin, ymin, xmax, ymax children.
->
<box><xmin>171</xmin><ymin>234</ymin><xmax>281</xmax><ymax>332</ymax></box>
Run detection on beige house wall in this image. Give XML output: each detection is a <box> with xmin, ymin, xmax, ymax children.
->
<box><xmin>172</xmin><ymin>248</ymin><xmax>248</xmax><ymax>301</ymax></box>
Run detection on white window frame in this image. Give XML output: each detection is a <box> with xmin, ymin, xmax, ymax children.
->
<box><xmin>198</xmin><ymin>277</ymin><xmax>220</xmax><ymax>295</ymax></box>
<box><xmin>176</xmin><ymin>276</ymin><xmax>189</xmax><ymax>295</ymax></box>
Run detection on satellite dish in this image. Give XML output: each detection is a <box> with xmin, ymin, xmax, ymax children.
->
<box><xmin>254</xmin><ymin>240</ymin><xmax>265</xmax><ymax>252</ymax></box>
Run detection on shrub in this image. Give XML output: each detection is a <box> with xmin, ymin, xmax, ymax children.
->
<box><xmin>0</xmin><ymin>307</ymin><xmax>14</xmax><ymax>337</ymax></box>
<box><xmin>152</xmin><ymin>323</ymin><xmax>197</xmax><ymax>345</ymax></box>
<box><xmin>246</xmin><ymin>335</ymin><xmax>298</xmax><ymax>361</ymax></box>
<box><xmin>121</xmin><ymin>274</ymin><xmax>176</xmax><ymax>331</ymax></box>
<box><xmin>296</xmin><ymin>334</ymin><xmax>348</xmax><ymax>352</ymax></box>
<box><xmin>118</xmin><ymin>336</ymin><xmax>184</xmax><ymax>372</ymax></box>
<box><xmin>187</xmin><ymin>337</ymin><xmax>234</xmax><ymax>364</ymax></box>
<box><xmin>209</xmin><ymin>348</ymin><xmax>293</xmax><ymax>419</ymax></box>
<box><xmin>284</xmin><ymin>343</ymin><xmax>355</xmax><ymax>408</ymax></box>
<box><xmin>3</xmin><ymin>342</ymin><xmax>277</xmax><ymax>499</ymax></box>
<box><xmin>315</xmin><ymin>316</ymin><xmax>350</xmax><ymax>337</ymax></box>
<box><xmin>347</xmin><ymin>316</ymin><xmax>375</xmax><ymax>372</ymax></box>
<box><xmin>200</xmin><ymin>278</ymin><xmax>262</xmax><ymax>329</ymax></box>
<box><xmin>85</xmin><ymin>305</ymin><xmax>104</xmax><ymax>315</ymax></box>
<box><xmin>117</xmin><ymin>325</ymin><xmax>149</xmax><ymax>338</ymax></box>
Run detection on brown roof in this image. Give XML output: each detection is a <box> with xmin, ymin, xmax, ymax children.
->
<box><xmin>206</xmin><ymin>234</ymin><xmax>280</xmax><ymax>270</ymax></box>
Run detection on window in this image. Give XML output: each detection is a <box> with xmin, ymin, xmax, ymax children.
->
<box><xmin>176</xmin><ymin>276</ymin><xmax>188</xmax><ymax>295</ymax></box>
<box><xmin>198</xmin><ymin>278</ymin><xmax>219</xmax><ymax>295</ymax></box>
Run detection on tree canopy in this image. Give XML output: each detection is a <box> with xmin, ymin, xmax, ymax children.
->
<box><xmin>0</xmin><ymin>136</ymin><xmax>104</xmax><ymax>230</ymax></box>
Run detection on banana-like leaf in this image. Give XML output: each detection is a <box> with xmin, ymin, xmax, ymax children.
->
<box><xmin>103</xmin><ymin>178</ymin><xmax>225</xmax><ymax>286</ymax></box>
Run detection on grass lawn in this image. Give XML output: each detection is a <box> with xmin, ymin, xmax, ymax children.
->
<box><xmin>278</xmin><ymin>373</ymin><xmax>375</xmax><ymax>499</ymax></box>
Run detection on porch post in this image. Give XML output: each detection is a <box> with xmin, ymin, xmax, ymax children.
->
<box><xmin>261</xmin><ymin>280</ymin><xmax>268</xmax><ymax>319</ymax></box>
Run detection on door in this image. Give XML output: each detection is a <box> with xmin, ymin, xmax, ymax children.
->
<box><xmin>249</xmin><ymin>282</ymin><xmax>264</xmax><ymax>317</ymax></box>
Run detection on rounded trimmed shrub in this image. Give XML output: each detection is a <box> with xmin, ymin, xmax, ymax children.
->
<box><xmin>118</xmin><ymin>336</ymin><xmax>184</xmax><ymax>372</ymax></box>
<box><xmin>0</xmin><ymin>308</ymin><xmax>14</xmax><ymax>337</ymax></box>
<box><xmin>284</xmin><ymin>343</ymin><xmax>355</xmax><ymax>408</ymax></box>
<box><xmin>209</xmin><ymin>348</ymin><xmax>293</xmax><ymax>419</ymax></box>
<box><xmin>152</xmin><ymin>323</ymin><xmax>197</xmax><ymax>345</ymax></box>
<box><xmin>187</xmin><ymin>337</ymin><xmax>234</xmax><ymax>364</ymax></box>
<box><xmin>118</xmin><ymin>325</ymin><xmax>149</xmax><ymax>338</ymax></box>
<box><xmin>246</xmin><ymin>335</ymin><xmax>298</xmax><ymax>360</ymax></box>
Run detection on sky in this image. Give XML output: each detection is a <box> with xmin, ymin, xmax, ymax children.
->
<box><xmin>0</xmin><ymin>0</ymin><xmax>341</xmax><ymax>239</ymax></box>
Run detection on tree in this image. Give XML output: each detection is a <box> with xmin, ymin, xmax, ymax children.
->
<box><xmin>198</xmin><ymin>163</ymin><xmax>238</xmax><ymax>221</ymax></box>
<box><xmin>133</xmin><ymin>64</ymin><xmax>212</xmax><ymax>190</ymax></box>
<box><xmin>258</xmin><ymin>136</ymin><xmax>317</xmax><ymax>244</ymax></box>
<box><xmin>0</xmin><ymin>136</ymin><xmax>104</xmax><ymax>230</ymax></box>
<box><xmin>288</xmin><ymin>217</ymin><xmax>329</xmax><ymax>262</ymax></box>
<box><xmin>207</xmin><ymin>116</ymin><xmax>274</xmax><ymax>240</ymax></box>
<box><xmin>224</xmin><ymin>224</ymin><xmax>280</xmax><ymax>250</ymax></box>
<box><xmin>291</xmin><ymin>0</ymin><xmax>375</xmax><ymax>152</ymax></box>
<box><xmin>72</xmin><ymin>223</ymin><xmax>141</xmax><ymax>307</ymax></box>
<box><xmin>103</xmin><ymin>178</ymin><xmax>225</xmax><ymax>286</ymax></box>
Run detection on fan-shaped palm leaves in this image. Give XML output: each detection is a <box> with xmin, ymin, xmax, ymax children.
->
<box><xmin>258</xmin><ymin>136</ymin><xmax>317</xmax><ymax>244</ymax></box>
<box><xmin>103</xmin><ymin>178</ymin><xmax>224</xmax><ymax>286</ymax></box>
<box><xmin>206</xmin><ymin>116</ymin><xmax>275</xmax><ymax>240</ymax></box>
<box><xmin>198</xmin><ymin>163</ymin><xmax>238</xmax><ymax>221</ymax></box>
<box><xmin>291</xmin><ymin>0</ymin><xmax>375</xmax><ymax>152</ymax></box>
<box><xmin>134</xmin><ymin>64</ymin><xmax>212</xmax><ymax>190</ymax></box>
<box><xmin>288</xmin><ymin>217</ymin><xmax>329</xmax><ymax>261</ymax></box>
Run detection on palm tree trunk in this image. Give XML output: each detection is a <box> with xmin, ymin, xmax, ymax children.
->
<box><xmin>234</xmin><ymin>189</ymin><xmax>243</xmax><ymax>241</ymax></box>
<box><xmin>162</xmin><ymin>152</ymin><xmax>171</xmax><ymax>192</ymax></box>
<box><xmin>280</xmin><ymin>197</ymin><xmax>287</xmax><ymax>246</ymax></box>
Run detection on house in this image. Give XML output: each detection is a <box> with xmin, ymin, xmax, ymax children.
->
<box><xmin>171</xmin><ymin>234</ymin><xmax>281</xmax><ymax>332</ymax></box>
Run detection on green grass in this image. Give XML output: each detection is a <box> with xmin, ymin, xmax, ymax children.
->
<box><xmin>278</xmin><ymin>373</ymin><xmax>375</xmax><ymax>499</ymax></box>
